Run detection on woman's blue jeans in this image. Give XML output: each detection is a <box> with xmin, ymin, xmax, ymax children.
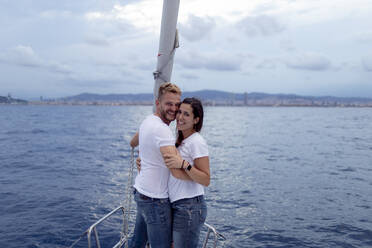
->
<box><xmin>171</xmin><ymin>195</ymin><xmax>207</xmax><ymax>248</ymax></box>
<box><xmin>129</xmin><ymin>189</ymin><xmax>172</xmax><ymax>248</ymax></box>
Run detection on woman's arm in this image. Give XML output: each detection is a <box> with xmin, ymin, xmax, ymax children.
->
<box><xmin>185</xmin><ymin>156</ymin><xmax>210</xmax><ymax>186</ymax></box>
<box><xmin>169</xmin><ymin>168</ymin><xmax>192</xmax><ymax>181</ymax></box>
<box><xmin>165</xmin><ymin>154</ymin><xmax>210</xmax><ymax>186</ymax></box>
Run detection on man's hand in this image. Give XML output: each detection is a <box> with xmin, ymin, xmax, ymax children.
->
<box><xmin>130</xmin><ymin>132</ymin><xmax>139</xmax><ymax>148</ymax></box>
<box><xmin>136</xmin><ymin>157</ymin><xmax>141</xmax><ymax>172</ymax></box>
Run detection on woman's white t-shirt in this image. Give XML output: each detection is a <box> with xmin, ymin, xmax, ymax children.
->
<box><xmin>168</xmin><ymin>132</ymin><xmax>209</xmax><ymax>203</ymax></box>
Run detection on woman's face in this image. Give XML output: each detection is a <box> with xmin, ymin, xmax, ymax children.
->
<box><xmin>176</xmin><ymin>103</ymin><xmax>197</xmax><ymax>132</ymax></box>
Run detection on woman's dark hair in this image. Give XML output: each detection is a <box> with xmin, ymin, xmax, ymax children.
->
<box><xmin>176</xmin><ymin>97</ymin><xmax>204</xmax><ymax>147</ymax></box>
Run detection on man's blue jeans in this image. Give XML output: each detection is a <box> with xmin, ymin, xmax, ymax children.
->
<box><xmin>171</xmin><ymin>195</ymin><xmax>207</xmax><ymax>248</ymax></box>
<box><xmin>129</xmin><ymin>189</ymin><xmax>172</xmax><ymax>248</ymax></box>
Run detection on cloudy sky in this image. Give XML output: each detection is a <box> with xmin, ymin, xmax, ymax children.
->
<box><xmin>1</xmin><ymin>0</ymin><xmax>372</xmax><ymax>99</ymax></box>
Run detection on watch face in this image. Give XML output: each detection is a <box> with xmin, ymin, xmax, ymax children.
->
<box><xmin>187</xmin><ymin>164</ymin><xmax>192</xmax><ymax>171</ymax></box>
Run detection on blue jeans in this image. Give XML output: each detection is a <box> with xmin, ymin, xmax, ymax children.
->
<box><xmin>171</xmin><ymin>195</ymin><xmax>207</xmax><ymax>248</ymax></box>
<box><xmin>129</xmin><ymin>189</ymin><xmax>172</xmax><ymax>248</ymax></box>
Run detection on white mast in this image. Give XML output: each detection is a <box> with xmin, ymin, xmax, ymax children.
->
<box><xmin>153</xmin><ymin>0</ymin><xmax>180</xmax><ymax>112</ymax></box>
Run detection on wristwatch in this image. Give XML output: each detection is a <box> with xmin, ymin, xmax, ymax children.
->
<box><xmin>186</xmin><ymin>163</ymin><xmax>193</xmax><ymax>171</ymax></box>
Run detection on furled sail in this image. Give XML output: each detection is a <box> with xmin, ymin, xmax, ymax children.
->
<box><xmin>153</xmin><ymin>0</ymin><xmax>180</xmax><ymax>111</ymax></box>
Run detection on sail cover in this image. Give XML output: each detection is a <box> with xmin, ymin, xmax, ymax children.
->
<box><xmin>153</xmin><ymin>0</ymin><xmax>180</xmax><ymax>111</ymax></box>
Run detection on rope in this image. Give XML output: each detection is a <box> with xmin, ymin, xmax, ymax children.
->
<box><xmin>68</xmin><ymin>230</ymin><xmax>88</xmax><ymax>248</ymax></box>
<box><xmin>121</xmin><ymin>147</ymin><xmax>135</xmax><ymax>248</ymax></box>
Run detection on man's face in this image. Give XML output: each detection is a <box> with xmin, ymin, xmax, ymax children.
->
<box><xmin>157</xmin><ymin>92</ymin><xmax>181</xmax><ymax>125</ymax></box>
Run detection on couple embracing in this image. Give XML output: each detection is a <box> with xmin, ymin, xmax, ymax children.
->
<box><xmin>129</xmin><ymin>82</ymin><xmax>210</xmax><ymax>248</ymax></box>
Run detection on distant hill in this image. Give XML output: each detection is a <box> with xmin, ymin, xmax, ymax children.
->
<box><xmin>60</xmin><ymin>90</ymin><xmax>233</xmax><ymax>103</ymax></box>
<box><xmin>56</xmin><ymin>90</ymin><xmax>372</xmax><ymax>107</ymax></box>
<box><xmin>0</xmin><ymin>95</ymin><xmax>28</xmax><ymax>104</ymax></box>
<box><xmin>61</xmin><ymin>93</ymin><xmax>153</xmax><ymax>103</ymax></box>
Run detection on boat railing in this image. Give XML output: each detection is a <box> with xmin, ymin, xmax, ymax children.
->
<box><xmin>69</xmin><ymin>205</ymin><xmax>225</xmax><ymax>248</ymax></box>
<box><xmin>68</xmin><ymin>206</ymin><xmax>127</xmax><ymax>248</ymax></box>
<box><xmin>202</xmin><ymin>223</ymin><xmax>226</xmax><ymax>248</ymax></box>
<box><xmin>86</xmin><ymin>206</ymin><xmax>126</xmax><ymax>248</ymax></box>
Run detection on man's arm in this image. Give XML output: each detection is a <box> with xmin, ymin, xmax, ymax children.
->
<box><xmin>130</xmin><ymin>132</ymin><xmax>139</xmax><ymax>148</ymax></box>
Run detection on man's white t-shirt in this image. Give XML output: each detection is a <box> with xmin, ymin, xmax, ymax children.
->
<box><xmin>134</xmin><ymin>114</ymin><xmax>175</xmax><ymax>199</ymax></box>
<box><xmin>168</xmin><ymin>132</ymin><xmax>209</xmax><ymax>203</ymax></box>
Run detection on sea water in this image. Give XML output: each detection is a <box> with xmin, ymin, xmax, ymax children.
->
<box><xmin>0</xmin><ymin>105</ymin><xmax>371</xmax><ymax>248</ymax></box>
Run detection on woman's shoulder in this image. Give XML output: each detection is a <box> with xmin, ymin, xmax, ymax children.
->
<box><xmin>193</xmin><ymin>132</ymin><xmax>207</xmax><ymax>142</ymax></box>
<box><xmin>186</xmin><ymin>132</ymin><xmax>208</xmax><ymax>147</ymax></box>
<box><xmin>185</xmin><ymin>132</ymin><xmax>208</xmax><ymax>157</ymax></box>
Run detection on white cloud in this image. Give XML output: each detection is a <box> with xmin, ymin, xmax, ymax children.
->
<box><xmin>273</xmin><ymin>0</ymin><xmax>372</xmax><ymax>28</ymax></box>
<box><xmin>286</xmin><ymin>52</ymin><xmax>331</xmax><ymax>71</ymax></box>
<box><xmin>180</xmin><ymin>73</ymin><xmax>199</xmax><ymax>80</ymax></box>
<box><xmin>83</xmin><ymin>0</ymin><xmax>278</xmax><ymax>35</ymax></box>
<box><xmin>237</xmin><ymin>15</ymin><xmax>285</xmax><ymax>37</ymax></box>
<box><xmin>2</xmin><ymin>0</ymin><xmax>372</xmax><ymax>98</ymax></box>
<box><xmin>84</xmin><ymin>34</ymin><xmax>110</xmax><ymax>46</ymax></box>
<box><xmin>48</xmin><ymin>61</ymin><xmax>72</xmax><ymax>74</ymax></box>
<box><xmin>83</xmin><ymin>4</ymin><xmax>147</xmax><ymax>41</ymax></box>
<box><xmin>79</xmin><ymin>0</ymin><xmax>372</xmax><ymax>37</ymax></box>
<box><xmin>178</xmin><ymin>50</ymin><xmax>242</xmax><ymax>71</ymax></box>
<box><xmin>134</xmin><ymin>60</ymin><xmax>155</xmax><ymax>71</ymax></box>
<box><xmin>362</xmin><ymin>57</ymin><xmax>372</xmax><ymax>71</ymax></box>
<box><xmin>280</xmin><ymin>39</ymin><xmax>296</xmax><ymax>52</ymax></box>
<box><xmin>256</xmin><ymin>59</ymin><xmax>278</xmax><ymax>69</ymax></box>
<box><xmin>355</xmin><ymin>30</ymin><xmax>372</xmax><ymax>43</ymax></box>
<box><xmin>0</xmin><ymin>45</ymin><xmax>44</xmax><ymax>68</ymax></box>
<box><xmin>0</xmin><ymin>45</ymin><xmax>72</xmax><ymax>74</ymax></box>
<box><xmin>178</xmin><ymin>0</ymin><xmax>256</xmax><ymax>23</ymax></box>
<box><xmin>85</xmin><ymin>12</ymin><xmax>105</xmax><ymax>20</ymax></box>
<box><xmin>179</xmin><ymin>15</ymin><xmax>216</xmax><ymax>42</ymax></box>
<box><xmin>85</xmin><ymin>2</ymin><xmax>162</xmax><ymax>33</ymax></box>
<box><xmin>40</xmin><ymin>10</ymin><xmax>73</xmax><ymax>19</ymax></box>
<box><xmin>65</xmin><ymin>67</ymin><xmax>138</xmax><ymax>87</ymax></box>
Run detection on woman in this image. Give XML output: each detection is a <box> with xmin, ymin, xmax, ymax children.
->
<box><xmin>164</xmin><ymin>97</ymin><xmax>210</xmax><ymax>248</ymax></box>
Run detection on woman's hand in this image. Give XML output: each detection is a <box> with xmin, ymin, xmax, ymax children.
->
<box><xmin>136</xmin><ymin>157</ymin><xmax>141</xmax><ymax>172</ymax></box>
<box><xmin>164</xmin><ymin>150</ymin><xmax>183</xmax><ymax>169</ymax></box>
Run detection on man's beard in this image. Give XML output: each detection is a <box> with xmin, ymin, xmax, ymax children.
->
<box><xmin>160</xmin><ymin>108</ymin><xmax>175</xmax><ymax>123</ymax></box>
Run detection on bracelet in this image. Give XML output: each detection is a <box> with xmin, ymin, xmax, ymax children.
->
<box><xmin>181</xmin><ymin>160</ymin><xmax>185</xmax><ymax>169</ymax></box>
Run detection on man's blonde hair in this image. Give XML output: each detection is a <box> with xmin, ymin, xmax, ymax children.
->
<box><xmin>158</xmin><ymin>82</ymin><xmax>181</xmax><ymax>100</ymax></box>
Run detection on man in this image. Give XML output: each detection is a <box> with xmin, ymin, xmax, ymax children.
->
<box><xmin>129</xmin><ymin>82</ymin><xmax>181</xmax><ymax>248</ymax></box>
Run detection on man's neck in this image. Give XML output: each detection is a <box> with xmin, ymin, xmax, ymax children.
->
<box><xmin>154</xmin><ymin>113</ymin><xmax>170</xmax><ymax>126</ymax></box>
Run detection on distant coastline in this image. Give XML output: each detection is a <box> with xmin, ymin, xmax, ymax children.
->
<box><xmin>0</xmin><ymin>95</ymin><xmax>27</xmax><ymax>105</ymax></box>
<box><xmin>2</xmin><ymin>90</ymin><xmax>372</xmax><ymax>107</ymax></box>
